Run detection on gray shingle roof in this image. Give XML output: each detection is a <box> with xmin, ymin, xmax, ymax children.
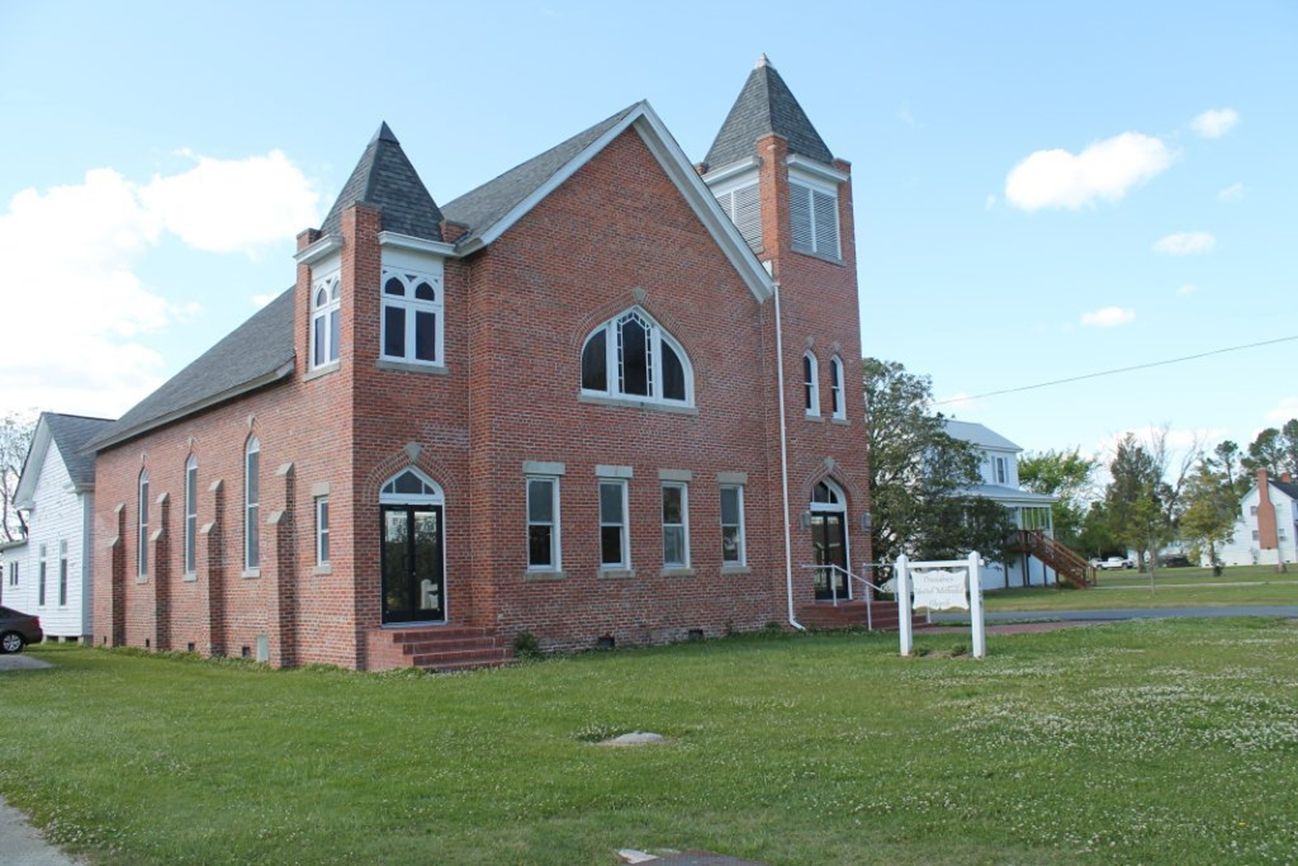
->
<box><xmin>704</xmin><ymin>55</ymin><xmax>833</xmax><ymax>170</ymax></box>
<box><xmin>1273</xmin><ymin>478</ymin><xmax>1298</xmax><ymax>501</ymax></box>
<box><xmin>43</xmin><ymin>413</ymin><xmax>114</xmax><ymax>486</ymax></box>
<box><xmin>84</xmin><ymin>289</ymin><xmax>296</xmax><ymax>451</ymax></box>
<box><xmin>440</xmin><ymin>104</ymin><xmax>639</xmax><ymax>247</ymax></box>
<box><xmin>320</xmin><ymin>122</ymin><xmax>444</xmax><ymax>242</ymax></box>
<box><xmin>943</xmin><ymin>420</ymin><xmax>1022</xmax><ymax>452</ymax></box>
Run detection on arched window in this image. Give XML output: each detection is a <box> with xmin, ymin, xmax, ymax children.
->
<box><xmin>812</xmin><ymin>479</ymin><xmax>843</xmax><ymax>507</ymax></box>
<box><xmin>829</xmin><ymin>355</ymin><xmax>845</xmax><ymax>420</ymax></box>
<box><xmin>580</xmin><ymin>307</ymin><xmax>692</xmax><ymax>405</ymax></box>
<box><xmin>184</xmin><ymin>455</ymin><xmax>198</xmax><ymax>574</ymax></box>
<box><xmin>137</xmin><ymin>469</ymin><xmax>150</xmax><ymax>577</ymax></box>
<box><xmin>245</xmin><ymin>437</ymin><xmax>260</xmax><ymax>571</ymax></box>
<box><xmin>310</xmin><ymin>270</ymin><xmax>341</xmax><ymax>369</ymax></box>
<box><xmin>380</xmin><ymin>268</ymin><xmax>443</xmax><ymax>366</ymax></box>
<box><xmin>803</xmin><ymin>352</ymin><xmax>820</xmax><ymax>416</ymax></box>
<box><xmin>379</xmin><ymin>468</ymin><xmax>444</xmax><ymax>504</ymax></box>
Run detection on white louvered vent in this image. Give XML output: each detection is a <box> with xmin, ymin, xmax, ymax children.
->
<box><xmin>714</xmin><ymin>183</ymin><xmax>762</xmax><ymax>251</ymax></box>
<box><xmin>812</xmin><ymin>190</ymin><xmax>839</xmax><ymax>258</ymax></box>
<box><xmin>790</xmin><ymin>181</ymin><xmax>840</xmax><ymax>260</ymax></box>
<box><xmin>789</xmin><ymin>184</ymin><xmax>813</xmax><ymax>252</ymax></box>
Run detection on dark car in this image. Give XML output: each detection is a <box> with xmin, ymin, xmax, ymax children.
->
<box><xmin>0</xmin><ymin>606</ymin><xmax>42</xmax><ymax>653</ymax></box>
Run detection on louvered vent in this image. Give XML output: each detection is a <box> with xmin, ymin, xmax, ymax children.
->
<box><xmin>789</xmin><ymin>184</ymin><xmax>814</xmax><ymax>252</ymax></box>
<box><xmin>812</xmin><ymin>190</ymin><xmax>839</xmax><ymax>257</ymax></box>
<box><xmin>714</xmin><ymin>183</ymin><xmax>762</xmax><ymax>251</ymax></box>
<box><xmin>790</xmin><ymin>182</ymin><xmax>840</xmax><ymax>259</ymax></box>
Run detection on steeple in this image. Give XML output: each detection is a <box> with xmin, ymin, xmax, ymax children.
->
<box><xmin>703</xmin><ymin>55</ymin><xmax>834</xmax><ymax>171</ymax></box>
<box><xmin>320</xmin><ymin>121</ymin><xmax>444</xmax><ymax>242</ymax></box>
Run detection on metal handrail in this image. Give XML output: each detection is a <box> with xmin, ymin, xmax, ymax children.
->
<box><xmin>799</xmin><ymin>563</ymin><xmax>894</xmax><ymax>631</ymax></box>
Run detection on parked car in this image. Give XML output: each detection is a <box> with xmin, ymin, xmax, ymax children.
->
<box><xmin>0</xmin><ymin>606</ymin><xmax>42</xmax><ymax>653</ymax></box>
<box><xmin>1159</xmin><ymin>554</ymin><xmax>1192</xmax><ymax>568</ymax></box>
<box><xmin>1095</xmin><ymin>557</ymin><xmax>1135</xmax><ymax>570</ymax></box>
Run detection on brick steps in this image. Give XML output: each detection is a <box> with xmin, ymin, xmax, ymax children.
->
<box><xmin>384</xmin><ymin>625</ymin><xmax>511</xmax><ymax>673</ymax></box>
<box><xmin>797</xmin><ymin>600</ymin><xmax>926</xmax><ymax>632</ymax></box>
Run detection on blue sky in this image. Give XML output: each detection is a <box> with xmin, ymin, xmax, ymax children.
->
<box><xmin>1</xmin><ymin>0</ymin><xmax>1294</xmax><ymax>466</ymax></box>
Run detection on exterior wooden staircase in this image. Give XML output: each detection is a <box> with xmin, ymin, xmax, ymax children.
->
<box><xmin>797</xmin><ymin>600</ymin><xmax>927</xmax><ymax>632</ymax></box>
<box><xmin>383</xmin><ymin>626</ymin><xmax>511</xmax><ymax>672</ymax></box>
<box><xmin>1011</xmin><ymin>530</ymin><xmax>1096</xmax><ymax>588</ymax></box>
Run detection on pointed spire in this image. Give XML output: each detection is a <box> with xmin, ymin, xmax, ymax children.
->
<box><xmin>704</xmin><ymin>57</ymin><xmax>834</xmax><ymax>170</ymax></box>
<box><xmin>320</xmin><ymin>122</ymin><xmax>443</xmax><ymax>242</ymax></box>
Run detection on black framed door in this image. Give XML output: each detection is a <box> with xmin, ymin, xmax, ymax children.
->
<box><xmin>381</xmin><ymin>504</ymin><xmax>445</xmax><ymax>624</ymax></box>
<box><xmin>812</xmin><ymin>512</ymin><xmax>848</xmax><ymax>600</ymax></box>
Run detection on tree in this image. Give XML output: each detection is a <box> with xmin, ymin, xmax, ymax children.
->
<box><xmin>1018</xmin><ymin>448</ymin><xmax>1097</xmax><ymax>547</ymax></box>
<box><xmin>1242</xmin><ymin>426</ymin><xmax>1291</xmax><ymax>477</ymax></box>
<box><xmin>1077</xmin><ymin>500</ymin><xmax>1123</xmax><ymax>559</ymax></box>
<box><xmin>1214</xmin><ymin>440</ymin><xmax>1248</xmax><ymax>498</ymax></box>
<box><xmin>1104</xmin><ymin>428</ymin><xmax>1197</xmax><ymax>582</ymax></box>
<box><xmin>1282</xmin><ymin>419</ymin><xmax>1298</xmax><ymax>477</ymax></box>
<box><xmin>863</xmin><ymin>358</ymin><xmax>1004</xmax><ymax>568</ymax></box>
<box><xmin>0</xmin><ymin>413</ymin><xmax>36</xmax><ymax>542</ymax></box>
<box><xmin>1180</xmin><ymin>457</ymin><xmax>1237</xmax><ymax>576</ymax></box>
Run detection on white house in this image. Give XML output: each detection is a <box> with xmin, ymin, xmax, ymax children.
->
<box><xmin>943</xmin><ymin>420</ymin><xmax>1066</xmax><ymax>590</ymax></box>
<box><xmin>7</xmin><ymin>413</ymin><xmax>114</xmax><ymax>642</ymax></box>
<box><xmin>1215</xmin><ymin>469</ymin><xmax>1298</xmax><ymax>567</ymax></box>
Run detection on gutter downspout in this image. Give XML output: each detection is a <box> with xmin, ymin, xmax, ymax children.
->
<box><xmin>772</xmin><ymin>280</ymin><xmax>805</xmax><ymax>631</ymax></box>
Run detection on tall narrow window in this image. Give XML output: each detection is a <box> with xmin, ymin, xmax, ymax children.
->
<box><xmin>138</xmin><ymin>470</ymin><xmax>150</xmax><ymax>577</ymax></box>
<box><xmin>310</xmin><ymin>271</ymin><xmax>341</xmax><ymax>368</ymax></box>
<box><xmin>58</xmin><ymin>540</ymin><xmax>68</xmax><ymax>606</ymax></box>
<box><xmin>830</xmin><ymin>356</ymin><xmax>845</xmax><ymax>420</ymax></box>
<box><xmin>7</xmin><ymin>561</ymin><xmax>16</xmax><ymax>587</ymax></box>
<box><xmin>526</xmin><ymin>477</ymin><xmax>560</xmax><ymax>570</ymax></box>
<box><xmin>661</xmin><ymin>483</ymin><xmax>689</xmax><ymax>569</ymax></box>
<box><xmin>184</xmin><ymin>456</ymin><xmax>198</xmax><ymax>574</ymax></box>
<box><xmin>315</xmin><ymin>496</ymin><xmax>330</xmax><ymax>566</ymax></box>
<box><xmin>803</xmin><ymin>352</ymin><xmax>820</xmax><ymax>416</ymax></box>
<box><xmin>580</xmin><ymin>307</ymin><xmax>693</xmax><ymax>406</ymax></box>
<box><xmin>245</xmin><ymin>438</ymin><xmax>260</xmax><ymax>570</ymax></box>
<box><xmin>789</xmin><ymin>181</ymin><xmax>840</xmax><ymax>259</ymax></box>
<box><xmin>599</xmin><ymin>480</ymin><xmax>629</xmax><ymax>568</ymax></box>
<box><xmin>995</xmin><ymin>456</ymin><xmax>1007</xmax><ymax>485</ymax></box>
<box><xmin>38</xmin><ymin>544</ymin><xmax>47</xmax><ymax>606</ymax></box>
<box><xmin>720</xmin><ymin>485</ymin><xmax>746</xmax><ymax>565</ymax></box>
<box><xmin>380</xmin><ymin>268</ymin><xmax>443</xmax><ymax>366</ymax></box>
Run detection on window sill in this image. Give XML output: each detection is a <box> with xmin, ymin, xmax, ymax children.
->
<box><xmin>182</xmin><ymin>572</ymin><xmax>197</xmax><ymax>583</ymax></box>
<box><xmin>805</xmin><ymin>414</ymin><xmax>824</xmax><ymax>423</ymax></box>
<box><xmin>791</xmin><ymin>248</ymin><xmax>846</xmax><ymax>267</ymax></box>
<box><xmin>313</xmin><ymin>563</ymin><xmax>332</xmax><ymax>576</ymax></box>
<box><xmin>304</xmin><ymin>361</ymin><xmax>340</xmax><ymax>382</ymax></box>
<box><xmin>376</xmin><ymin>358</ymin><xmax>448</xmax><ymax>376</ymax></box>
<box><xmin>831</xmin><ymin>417</ymin><xmax>850</xmax><ymax>426</ymax></box>
<box><xmin>599</xmin><ymin>568</ymin><xmax>636</xmax><ymax>580</ymax></box>
<box><xmin>241</xmin><ymin>568</ymin><xmax>261</xmax><ymax>579</ymax></box>
<box><xmin>579</xmin><ymin>393</ymin><xmax>698</xmax><ymax>415</ymax></box>
<box><xmin>135</xmin><ymin>575</ymin><xmax>149</xmax><ymax>584</ymax></box>
<box><xmin>720</xmin><ymin>564</ymin><xmax>752</xmax><ymax>575</ymax></box>
<box><xmin>660</xmin><ymin>566</ymin><xmax>695</xmax><ymax>578</ymax></box>
<box><xmin>524</xmin><ymin>569</ymin><xmax>566</xmax><ymax>582</ymax></box>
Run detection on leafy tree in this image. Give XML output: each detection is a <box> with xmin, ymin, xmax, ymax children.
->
<box><xmin>1077</xmin><ymin>501</ymin><xmax>1123</xmax><ymax>559</ymax></box>
<box><xmin>1214</xmin><ymin>440</ymin><xmax>1248</xmax><ymax>497</ymax></box>
<box><xmin>1243</xmin><ymin>426</ymin><xmax>1289</xmax><ymax>477</ymax></box>
<box><xmin>1179</xmin><ymin>457</ymin><xmax>1237</xmax><ymax>576</ymax></box>
<box><xmin>1018</xmin><ymin>448</ymin><xmax>1097</xmax><ymax>547</ymax></box>
<box><xmin>922</xmin><ymin>496</ymin><xmax>1018</xmax><ymax>567</ymax></box>
<box><xmin>1</xmin><ymin>412</ymin><xmax>36</xmax><ymax>542</ymax></box>
<box><xmin>863</xmin><ymin>358</ymin><xmax>1005</xmax><ymax>567</ymax></box>
<box><xmin>1282</xmin><ymin>419</ymin><xmax>1298</xmax><ymax>477</ymax></box>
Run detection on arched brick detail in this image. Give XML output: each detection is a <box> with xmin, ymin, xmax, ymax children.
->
<box><xmin>799</xmin><ymin>460</ymin><xmax>866</xmax><ymax>510</ymax></box>
<box><xmin>360</xmin><ymin>447</ymin><xmax>458</xmax><ymax>505</ymax></box>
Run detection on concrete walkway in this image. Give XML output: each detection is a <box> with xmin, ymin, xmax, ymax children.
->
<box><xmin>934</xmin><ymin>605</ymin><xmax>1298</xmax><ymax>625</ymax></box>
<box><xmin>0</xmin><ymin>798</ymin><xmax>81</xmax><ymax>866</ymax></box>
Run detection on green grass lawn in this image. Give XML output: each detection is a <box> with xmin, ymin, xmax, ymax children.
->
<box><xmin>984</xmin><ymin>564</ymin><xmax>1298</xmax><ymax>612</ymax></box>
<box><xmin>3</xmin><ymin>621</ymin><xmax>1298</xmax><ymax>865</ymax></box>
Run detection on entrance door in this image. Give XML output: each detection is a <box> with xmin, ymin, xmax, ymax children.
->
<box><xmin>812</xmin><ymin>512</ymin><xmax>849</xmax><ymax>600</ymax></box>
<box><xmin>381</xmin><ymin>504</ymin><xmax>445</xmax><ymax>624</ymax></box>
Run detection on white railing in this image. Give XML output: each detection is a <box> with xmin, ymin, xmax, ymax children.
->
<box><xmin>799</xmin><ymin>563</ymin><xmax>899</xmax><ymax>631</ymax></box>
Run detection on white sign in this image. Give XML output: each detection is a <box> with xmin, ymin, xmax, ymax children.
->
<box><xmin>911</xmin><ymin>569</ymin><xmax>969</xmax><ymax>611</ymax></box>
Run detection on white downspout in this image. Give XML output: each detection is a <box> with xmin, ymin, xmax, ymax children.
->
<box><xmin>773</xmin><ymin>279</ymin><xmax>805</xmax><ymax>631</ymax></box>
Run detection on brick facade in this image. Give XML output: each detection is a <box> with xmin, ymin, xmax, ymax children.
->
<box><xmin>92</xmin><ymin>74</ymin><xmax>872</xmax><ymax>670</ymax></box>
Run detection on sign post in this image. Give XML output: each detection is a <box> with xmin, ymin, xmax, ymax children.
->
<box><xmin>967</xmin><ymin>550</ymin><xmax>985</xmax><ymax>659</ymax></box>
<box><xmin>896</xmin><ymin>554</ymin><xmax>912</xmax><ymax>656</ymax></box>
<box><xmin>893</xmin><ymin>551</ymin><xmax>986</xmax><ymax>659</ymax></box>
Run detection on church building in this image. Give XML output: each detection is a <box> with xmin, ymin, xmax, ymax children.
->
<box><xmin>87</xmin><ymin>57</ymin><xmax>873</xmax><ymax>670</ymax></box>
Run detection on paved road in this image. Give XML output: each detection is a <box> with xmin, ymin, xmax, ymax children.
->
<box><xmin>0</xmin><ymin>798</ymin><xmax>81</xmax><ymax>866</ymax></box>
<box><xmin>933</xmin><ymin>605</ymin><xmax>1298</xmax><ymax>625</ymax></box>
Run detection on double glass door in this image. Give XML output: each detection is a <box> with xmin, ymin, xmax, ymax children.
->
<box><xmin>381</xmin><ymin>505</ymin><xmax>444</xmax><ymax>623</ymax></box>
<box><xmin>812</xmin><ymin>512</ymin><xmax>849</xmax><ymax>601</ymax></box>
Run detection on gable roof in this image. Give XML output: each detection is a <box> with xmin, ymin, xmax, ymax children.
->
<box><xmin>320</xmin><ymin>122</ymin><xmax>444</xmax><ymax>242</ymax></box>
<box><xmin>85</xmin><ymin>289</ymin><xmax>296</xmax><ymax>452</ymax></box>
<box><xmin>14</xmin><ymin>412</ymin><xmax>115</xmax><ymax>506</ymax></box>
<box><xmin>1272</xmin><ymin>478</ymin><xmax>1298</xmax><ymax>501</ymax></box>
<box><xmin>704</xmin><ymin>55</ymin><xmax>834</xmax><ymax>171</ymax></box>
<box><xmin>943</xmin><ymin>419</ymin><xmax>1022</xmax><ymax>452</ymax></box>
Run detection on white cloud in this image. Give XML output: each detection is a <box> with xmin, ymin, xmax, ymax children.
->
<box><xmin>1191</xmin><ymin>108</ymin><xmax>1239</xmax><ymax>139</ymax></box>
<box><xmin>1264</xmin><ymin>396</ymin><xmax>1298</xmax><ymax>425</ymax></box>
<box><xmin>1004</xmin><ymin>132</ymin><xmax>1171</xmax><ymax>211</ymax></box>
<box><xmin>1152</xmin><ymin>231</ymin><xmax>1216</xmax><ymax>255</ymax></box>
<box><xmin>0</xmin><ymin>152</ymin><xmax>320</xmax><ymax>416</ymax></box>
<box><xmin>1177</xmin><ymin>283</ymin><xmax>1197</xmax><ymax>296</ymax></box>
<box><xmin>1217</xmin><ymin>181</ymin><xmax>1245</xmax><ymax>202</ymax></box>
<box><xmin>1080</xmin><ymin>306</ymin><xmax>1136</xmax><ymax>327</ymax></box>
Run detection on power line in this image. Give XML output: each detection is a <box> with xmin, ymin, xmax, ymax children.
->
<box><xmin>934</xmin><ymin>334</ymin><xmax>1298</xmax><ymax>405</ymax></box>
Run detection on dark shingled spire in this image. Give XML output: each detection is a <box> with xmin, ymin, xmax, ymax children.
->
<box><xmin>319</xmin><ymin>122</ymin><xmax>444</xmax><ymax>241</ymax></box>
<box><xmin>704</xmin><ymin>54</ymin><xmax>834</xmax><ymax>170</ymax></box>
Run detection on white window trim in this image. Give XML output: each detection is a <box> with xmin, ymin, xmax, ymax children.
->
<box><xmin>245</xmin><ymin>438</ymin><xmax>260</xmax><ymax>571</ymax></box>
<box><xmin>310</xmin><ymin>269</ymin><xmax>342</xmax><ymax>369</ymax></box>
<box><xmin>661</xmin><ymin>482</ymin><xmax>690</xmax><ymax>569</ymax></box>
<box><xmin>720</xmin><ymin>484</ymin><xmax>747</xmax><ymax>567</ymax></box>
<box><xmin>599</xmin><ymin>479</ymin><xmax>631</xmax><ymax>570</ymax></box>
<box><xmin>380</xmin><ymin>266</ymin><xmax>445</xmax><ymax>368</ymax></box>
<box><xmin>803</xmin><ymin>351</ymin><xmax>820</xmax><ymax>417</ymax></box>
<box><xmin>137</xmin><ymin>470</ymin><xmax>149</xmax><ymax>577</ymax></box>
<box><xmin>581</xmin><ymin>306</ymin><xmax>695</xmax><ymax>407</ymax></box>
<box><xmin>526</xmin><ymin>475</ymin><xmax>562</xmax><ymax>572</ymax></box>
<box><xmin>315</xmin><ymin>495</ymin><xmax>330</xmax><ymax>566</ymax></box>
<box><xmin>829</xmin><ymin>355</ymin><xmax>846</xmax><ymax>420</ymax></box>
<box><xmin>788</xmin><ymin>176</ymin><xmax>842</xmax><ymax>260</ymax></box>
<box><xmin>184</xmin><ymin>455</ymin><xmax>198</xmax><ymax>575</ymax></box>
